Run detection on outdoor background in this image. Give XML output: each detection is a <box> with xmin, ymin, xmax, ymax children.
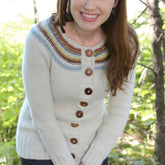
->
<box><xmin>0</xmin><ymin>0</ymin><xmax>164</xmax><ymax>165</ymax></box>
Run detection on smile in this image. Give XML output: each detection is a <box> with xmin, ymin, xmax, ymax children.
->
<box><xmin>80</xmin><ymin>12</ymin><xmax>99</xmax><ymax>22</ymax></box>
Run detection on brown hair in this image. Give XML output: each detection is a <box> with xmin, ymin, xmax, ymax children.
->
<box><xmin>54</xmin><ymin>0</ymin><xmax>139</xmax><ymax>96</ymax></box>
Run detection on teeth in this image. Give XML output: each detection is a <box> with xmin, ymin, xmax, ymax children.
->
<box><xmin>82</xmin><ymin>13</ymin><xmax>98</xmax><ymax>18</ymax></box>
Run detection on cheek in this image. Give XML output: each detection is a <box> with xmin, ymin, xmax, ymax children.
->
<box><xmin>70</xmin><ymin>0</ymin><xmax>83</xmax><ymax>11</ymax></box>
<box><xmin>99</xmin><ymin>2</ymin><xmax>114</xmax><ymax>15</ymax></box>
<box><xmin>101</xmin><ymin>7</ymin><xmax>113</xmax><ymax>19</ymax></box>
<box><xmin>70</xmin><ymin>3</ymin><xmax>76</xmax><ymax>19</ymax></box>
<box><xmin>70</xmin><ymin>1</ymin><xmax>80</xmax><ymax>17</ymax></box>
<box><xmin>99</xmin><ymin>6</ymin><xmax>113</xmax><ymax>24</ymax></box>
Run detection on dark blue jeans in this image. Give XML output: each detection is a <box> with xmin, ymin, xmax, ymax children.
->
<box><xmin>21</xmin><ymin>157</ymin><xmax>108</xmax><ymax>165</ymax></box>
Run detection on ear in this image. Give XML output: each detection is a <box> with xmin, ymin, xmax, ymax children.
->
<box><xmin>113</xmin><ymin>0</ymin><xmax>119</xmax><ymax>8</ymax></box>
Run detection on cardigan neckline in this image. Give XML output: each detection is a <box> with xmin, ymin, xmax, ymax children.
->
<box><xmin>37</xmin><ymin>17</ymin><xmax>109</xmax><ymax>66</ymax></box>
<box><xmin>50</xmin><ymin>17</ymin><xmax>107</xmax><ymax>53</ymax></box>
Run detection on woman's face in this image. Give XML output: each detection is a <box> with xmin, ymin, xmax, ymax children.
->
<box><xmin>70</xmin><ymin>0</ymin><xmax>118</xmax><ymax>33</ymax></box>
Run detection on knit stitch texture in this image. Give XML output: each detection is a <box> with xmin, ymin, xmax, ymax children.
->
<box><xmin>16</xmin><ymin>17</ymin><xmax>136</xmax><ymax>165</ymax></box>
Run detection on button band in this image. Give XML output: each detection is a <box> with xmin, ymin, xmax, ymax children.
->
<box><xmin>71</xmin><ymin>153</ymin><xmax>76</xmax><ymax>159</ymax></box>
<box><xmin>85</xmin><ymin>88</ymin><xmax>93</xmax><ymax>95</ymax></box>
<box><xmin>85</xmin><ymin>68</ymin><xmax>93</xmax><ymax>76</ymax></box>
<box><xmin>70</xmin><ymin>138</ymin><xmax>78</xmax><ymax>144</ymax></box>
<box><xmin>85</xmin><ymin>49</ymin><xmax>94</xmax><ymax>57</ymax></box>
<box><xmin>76</xmin><ymin>111</ymin><xmax>83</xmax><ymax>118</ymax></box>
<box><xmin>80</xmin><ymin>101</ymin><xmax>88</xmax><ymax>107</ymax></box>
<box><xmin>71</xmin><ymin>123</ymin><xmax>79</xmax><ymax>127</ymax></box>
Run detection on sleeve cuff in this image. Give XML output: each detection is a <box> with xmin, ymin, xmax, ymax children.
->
<box><xmin>81</xmin><ymin>146</ymin><xmax>109</xmax><ymax>165</ymax></box>
<box><xmin>51</xmin><ymin>153</ymin><xmax>76</xmax><ymax>165</ymax></box>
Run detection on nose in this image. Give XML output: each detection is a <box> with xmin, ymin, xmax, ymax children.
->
<box><xmin>84</xmin><ymin>0</ymin><xmax>96</xmax><ymax>10</ymax></box>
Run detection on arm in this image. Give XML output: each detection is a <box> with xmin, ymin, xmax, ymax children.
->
<box><xmin>81</xmin><ymin>67</ymin><xmax>136</xmax><ymax>165</ymax></box>
<box><xmin>23</xmin><ymin>27</ymin><xmax>76</xmax><ymax>165</ymax></box>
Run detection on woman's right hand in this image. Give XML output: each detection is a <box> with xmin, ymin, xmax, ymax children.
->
<box><xmin>80</xmin><ymin>163</ymin><xmax>85</xmax><ymax>165</ymax></box>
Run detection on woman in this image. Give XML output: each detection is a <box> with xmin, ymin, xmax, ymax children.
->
<box><xmin>16</xmin><ymin>0</ymin><xmax>138</xmax><ymax>165</ymax></box>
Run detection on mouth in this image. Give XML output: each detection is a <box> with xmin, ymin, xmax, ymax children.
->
<box><xmin>80</xmin><ymin>12</ymin><xmax>99</xmax><ymax>22</ymax></box>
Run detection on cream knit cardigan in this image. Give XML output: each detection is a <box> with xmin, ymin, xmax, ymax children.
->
<box><xmin>16</xmin><ymin>17</ymin><xmax>136</xmax><ymax>165</ymax></box>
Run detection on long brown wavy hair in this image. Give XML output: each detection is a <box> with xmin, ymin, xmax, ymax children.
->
<box><xmin>53</xmin><ymin>0</ymin><xmax>139</xmax><ymax>96</ymax></box>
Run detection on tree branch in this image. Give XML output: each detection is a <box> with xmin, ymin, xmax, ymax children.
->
<box><xmin>137</xmin><ymin>62</ymin><xmax>154</xmax><ymax>72</ymax></box>
<box><xmin>131</xmin><ymin>7</ymin><xmax>148</xmax><ymax>25</ymax></box>
<box><xmin>33</xmin><ymin>0</ymin><xmax>39</xmax><ymax>23</ymax></box>
<box><xmin>139</xmin><ymin>0</ymin><xmax>151</xmax><ymax>8</ymax></box>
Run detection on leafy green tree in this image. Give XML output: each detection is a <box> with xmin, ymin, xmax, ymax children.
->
<box><xmin>0</xmin><ymin>15</ymin><xmax>33</xmax><ymax>165</ymax></box>
<box><xmin>109</xmin><ymin>20</ymin><xmax>156</xmax><ymax>165</ymax></box>
<box><xmin>109</xmin><ymin>1</ymin><xmax>164</xmax><ymax>164</ymax></box>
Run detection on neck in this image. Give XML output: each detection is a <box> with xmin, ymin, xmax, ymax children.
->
<box><xmin>64</xmin><ymin>22</ymin><xmax>105</xmax><ymax>47</ymax></box>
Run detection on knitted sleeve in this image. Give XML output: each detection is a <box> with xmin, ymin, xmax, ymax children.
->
<box><xmin>22</xmin><ymin>26</ymin><xmax>76</xmax><ymax>165</ymax></box>
<box><xmin>81</xmin><ymin>67</ymin><xmax>136</xmax><ymax>165</ymax></box>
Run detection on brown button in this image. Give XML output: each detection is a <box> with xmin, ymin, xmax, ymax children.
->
<box><xmin>76</xmin><ymin>111</ymin><xmax>83</xmax><ymax>118</ymax></box>
<box><xmin>85</xmin><ymin>88</ymin><xmax>93</xmax><ymax>95</ymax></box>
<box><xmin>80</xmin><ymin>101</ymin><xmax>88</xmax><ymax>107</ymax></box>
<box><xmin>85</xmin><ymin>68</ymin><xmax>93</xmax><ymax>76</ymax></box>
<box><xmin>71</xmin><ymin>123</ymin><xmax>79</xmax><ymax>127</ymax></box>
<box><xmin>71</xmin><ymin>153</ymin><xmax>76</xmax><ymax>159</ymax></box>
<box><xmin>70</xmin><ymin>138</ymin><xmax>78</xmax><ymax>144</ymax></box>
<box><xmin>85</xmin><ymin>49</ymin><xmax>94</xmax><ymax>57</ymax></box>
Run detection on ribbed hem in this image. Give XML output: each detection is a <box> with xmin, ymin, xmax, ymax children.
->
<box><xmin>16</xmin><ymin>135</ymin><xmax>76</xmax><ymax>165</ymax></box>
<box><xmin>16</xmin><ymin>134</ymin><xmax>50</xmax><ymax>159</ymax></box>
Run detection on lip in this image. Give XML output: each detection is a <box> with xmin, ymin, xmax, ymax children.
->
<box><xmin>80</xmin><ymin>12</ymin><xmax>100</xmax><ymax>22</ymax></box>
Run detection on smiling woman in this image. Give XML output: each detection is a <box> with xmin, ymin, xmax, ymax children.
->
<box><xmin>15</xmin><ymin>0</ymin><xmax>138</xmax><ymax>165</ymax></box>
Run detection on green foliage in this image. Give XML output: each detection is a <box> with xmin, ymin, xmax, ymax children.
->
<box><xmin>108</xmin><ymin>8</ymin><xmax>159</xmax><ymax>165</ymax></box>
<box><xmin>0</xmin><ymin>15</ymin><xmax>33</xmax><ymax>165</ymax></box>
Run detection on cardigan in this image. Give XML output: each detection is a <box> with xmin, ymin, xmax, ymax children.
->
<box><xmin>16</xmin><ymin>16</ymin><xmax>136</xmax><ymax>165</ymax></box>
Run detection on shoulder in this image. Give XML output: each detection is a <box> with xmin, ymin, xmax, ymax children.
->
<box><xmin>26</xmin><ymin>16</ymin><xmax>58</xmax><ymax>41</ymax></box>
<box><xmin>25</xmin><ymin>16</ymin><xmax>59</xmax><ymax>49</ymax></box>
<box><xmin>23</xmin><ymin>18</ymin><xmax>51</xmax><ymax>55</ymax></box>
<box><xmin>128</xmin><ymin>24</ymin><xmax>139</xmax><ymax>58</ymax></box>
<box><xmin>128</xmin><ymin>25</ymin><xmax>138</xmax><ymax>47</ymax></box>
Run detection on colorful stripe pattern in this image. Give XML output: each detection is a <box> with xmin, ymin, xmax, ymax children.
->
<box><xmin>36</xmin><ymin>17</ymin><xmax>109</xmax><ymax>70</ymax></box>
